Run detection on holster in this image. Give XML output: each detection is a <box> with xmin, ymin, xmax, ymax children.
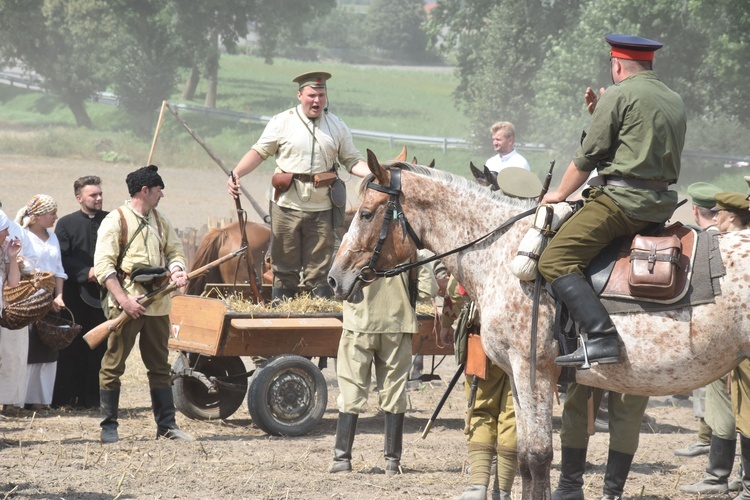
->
<box><xmin>628</xmin><ymin>234</ymin><xmax>681</xmax><ymax>299</ymax></box>
<box><xmin>271</xmin><ymin>172</ymin><xmax>294</xmax><ymax>202</ymax></box>
<box><xmin>465</xmin><ymin>333</ymin><xmax>489</xmax><ymax>380</ymax></box>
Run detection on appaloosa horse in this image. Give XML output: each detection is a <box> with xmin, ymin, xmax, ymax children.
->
<box><xmin>327</xmin><ymin>150</ymin><xmax>750</xmax><ymax>499</ymax></box>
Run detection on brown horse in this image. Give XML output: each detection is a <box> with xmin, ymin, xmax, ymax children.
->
<box><xmin>328</xmin><ymin>151</ymin><xmax>750</xmax><ymax>499</ymax></box>
<box><xmin>186</xmin><ymin>221</ymin><xmax>271</xmax><ymax>296</ymax></box>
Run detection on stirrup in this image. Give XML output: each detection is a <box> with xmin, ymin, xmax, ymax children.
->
<box><xmin>579</xmin><ymin>335</ymin><xmax>591</xmax><ymax>370</ymax></box>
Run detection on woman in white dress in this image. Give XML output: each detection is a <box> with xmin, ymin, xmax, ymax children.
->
<box><xmin>0</xmin><ymin>205</ymin><xmax>32</xmax><ymax>414</ymax></box>
<box><xmin>15</xmin><ymin>195</ymin><xmax>67</xmax><ymax>411</ymax></box>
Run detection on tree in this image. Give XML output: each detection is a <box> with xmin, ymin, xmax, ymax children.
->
<box><xmin>365</xmin><ymin>0</ymin><xmax>433</xmax><ymax>63</ymax></box>
<box><xmin>0</xmin><ymin>0</ymin><xmax>119</xmax><ymax>128</ymax></box>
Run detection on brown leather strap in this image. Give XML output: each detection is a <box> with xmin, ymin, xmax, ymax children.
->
<box><xmin>292</xmin><ymin>173</ymin><xmax>314</xmax><ymax>182</ymax></box>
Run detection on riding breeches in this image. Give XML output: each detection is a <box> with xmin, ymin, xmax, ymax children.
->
<box><xmin>99</xmin><ymin>314</ymin><xmax>171</xmax><ymax>390</ymax></box>
<box><xmin>270</xmin><ymin>203</ymin><xmax>334</xmax><ymax>291</ymax></box>
<box><xmin>731</xmin><ymin>360</ymin><xmax>750</xmax><ymax>438</ymax></box>
<box><xmin>335</xmin><ymin>330</ymin><xmax>412</xmax><ymax>414</ymax></box>
<box><xmin>705</xmin><ymin>374</ymin><xmax>735</xmax><ymax>440</ymax></box>
<box><xmin>538</xmin><ymin>190</ymin><xmax>651</xmax><ymax>282</ymax></box>
<box><xmin>560</xmin><ymin>382</ymin><xmax>648</xmax><ymax>455</ymax></box>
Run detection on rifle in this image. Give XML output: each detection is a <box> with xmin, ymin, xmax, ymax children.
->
<box><xmin>530</xmin><ymin>159</ymin><xmax>557</xmax><ymax>387</ymax></box>
<box><xmin>231</xmin><ymin>172</ymin><xmax>263</xmax><ymax>304</ymax></box>
<box><xmin>421</xmin><ymin>363</ymin><xmax>464</xmax><ymax>439</ymax></box>
<box><xmin>83</xmin><ymin>246</ymin><xmax>247</xmax><ymax>350</ymax></box>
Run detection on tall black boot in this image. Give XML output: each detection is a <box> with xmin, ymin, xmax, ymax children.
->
<box><xmin>552</xmin><ymin>273</ymin><xmax>620</xmax><ymax>367</ymax></box>
<box><xmin>329</xmin><ymin>412</ymin><xmax>358</xmax><ymax>473</ymax></box>
<box><xmin>151</xmin><ymin>386</ymin><xmax>194</xmax><ymax>441</ymax></box>
<box><xmin>308</xmin><ymin>285</ymin><xmax>333</xmax><ymax>300</ymax></box>
<box><xmin>736</xmin><ymin>434</ymin><xmax>750</xmax><ymax>500</ymax></box>
<box><xmin>602</xmin><ymin>449</ymin><xmax>634</xmax><ymax>499</ymax></box>
<box><xmin>384</xmin><ymin>412</ymin><xmax>405</xmax><ymax>476</ymax></box>
<box><xmin>100</xmin><ymin>388</ymin><xmax>120</xmax><ymax>444</ymax></box>
<box><xmin>679</xmin><ymin>435</ymin><xmax>736</xmax><ymax>494</ymax></box>
<box><xmin>552</xmin><ymin>447</ymin><xmax>587</xmax><ymax>500</ymax></box>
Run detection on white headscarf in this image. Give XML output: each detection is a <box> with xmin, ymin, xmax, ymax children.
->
<box><xmin>0</xmin><ymin>209</ymin><xmax>9</xmax><ymax>232</ymax></box>
<box><xmin>15</xmin><ymin>194</ymin><xmax>57</xmax><ymax>229</ymax></box>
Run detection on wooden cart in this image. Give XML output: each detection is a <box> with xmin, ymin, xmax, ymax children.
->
<box><xmin>168</xmin><ymin>295</ymin><xmax>451</xmax><ymax>437</ymax></box>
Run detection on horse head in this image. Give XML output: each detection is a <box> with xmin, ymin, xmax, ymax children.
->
<box><xmin>470</xmin><ymin>161</ymin><xmax>499</xmax><ymax>190</ymax></box>
<box><xmin>328</xmin><ymin>150</ymin><xmax>426</xmax><ymax>303</ymax></box>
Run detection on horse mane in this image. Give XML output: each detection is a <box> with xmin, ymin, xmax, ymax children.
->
<box><xmin>361</xmin><ymin>161</ymin><xmax>538</xmax><ymax>211</ymax></box>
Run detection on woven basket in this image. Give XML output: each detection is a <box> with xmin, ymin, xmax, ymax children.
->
<box><xmin>35</xmin><ymin>307</ymin><xmax>81</xmax><ymax>350</ymax></box>
<box><xmin>3</xmin><ymin>271</ymin><xmax>56</xmax><ymax>304</ymax></box>
<box><xmin>0</xmin><ymin>288</ymin><xmax>54</xmax><ymax>330</ymax></box>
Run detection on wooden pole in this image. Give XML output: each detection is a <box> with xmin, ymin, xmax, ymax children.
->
<box><xmin>148</xmin><ymin>101</ymin><xmax>168</xmax><ymax>164</ymax></box>
<box><xmin>164</xmin><ymin>103</ymin><xmax>269</xmax><ymax>222</ymax></box>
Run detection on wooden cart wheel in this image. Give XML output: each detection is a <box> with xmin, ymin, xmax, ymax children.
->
<box><xmin>172</xmin><ymin>353</ymin><xmax>248</xmax><ymax>420</ymax></box>
<box><xmin>247</xmin><ymin>355</ymin><xmax>327</xmax><ymax>436</ymax></box>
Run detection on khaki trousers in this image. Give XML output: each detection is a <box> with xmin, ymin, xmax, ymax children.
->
<box><xmin>731</xmin><ymin>360</ymin><xmax>750</xmax><ymax>438</ymax></box>
<box><xmin>560</xmin><ymin>382</ymin><xmax>648</xmax><ymax>455</ymax></box>
<box><xmin>335</xmin><ymin>330</ymin><xmax>412</xmax><ymax>414</ymax></box>
<box><xmin>270</xmin><ymin>203</ymin><xmax>334</xmax><ymax>291</ymax></box>
<box><xmin>706</xmin><ymin>375</ymin><xmax>735</xmax><ymax>439</ymax></box>
<box><xmin>99</xmin><ymin>314</ymin><xmax>171</xmax><ymax>390</ymax></box>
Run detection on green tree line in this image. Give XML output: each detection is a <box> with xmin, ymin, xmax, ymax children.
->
<box><xmin>425</xmin><ymin>0</ymin><xmax>750</xmax><ymax>157</ymax></box>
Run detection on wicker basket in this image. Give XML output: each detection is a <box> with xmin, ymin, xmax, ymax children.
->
<box><xmin>3</xmin><ymin>271</ymin><xmax>56</xmax><ymax>304</ymax></box>
<box><xmin>35</xmin><ymin>307</ymin><xmax>81</xmax><ymax>350</ymax></box>
<box><xmin>0</xmin><ymin>288</ymin><xmax>54</xmax><ymax>330</ymax></box>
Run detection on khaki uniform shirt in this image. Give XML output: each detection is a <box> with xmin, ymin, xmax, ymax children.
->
<box><xmin>94</xmin><ymin>203</ymin><xmax>186</xmax><ymax>318</ymax></box>
<box><xmin>251</xmin><ymin>105</ymin><xmax>364</xmax><ymax>212</ymax></box>
<box><xmin>342</xmin><ymin>254</ymin><xmax>437</xmax><ymax>334</ymax></box>
<box><xmin>573</xmin><ymin>71</ymin><xmax>687</xmax><ymax>223</ymax></box>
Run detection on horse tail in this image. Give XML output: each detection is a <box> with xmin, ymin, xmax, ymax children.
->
<box><xmin>186</xmin><ymin>227</ymin><xmax>229</xmax><ymax>296</ymax></box>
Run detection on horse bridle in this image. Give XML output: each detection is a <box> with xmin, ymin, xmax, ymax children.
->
<box><xmin>356</xmin><ymin>167</ymin><xmax>536</xmax><ymax>283</ymax></box>
<box><xmin>357</xmin><ymin>169</ymin><xmax>424</xmax><ymax>283</ymax></box>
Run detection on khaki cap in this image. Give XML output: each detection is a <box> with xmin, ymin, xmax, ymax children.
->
<box><xmin>293</xmin><ymin>71</ymin><xmax>331</xmax><ymax>90</ymax></box>
<box><xmin>713</xmin><ymin>192</ymin><xmax>750</xmax><ymax>212</ymax></box>
<box><xmin>496</xmin><ymin>167</ymin><xmax>542</xmax><ymax>199</ymax></box>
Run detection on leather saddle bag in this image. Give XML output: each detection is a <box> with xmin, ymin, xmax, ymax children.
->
<box><xmin>271</xmin><ymin>172</ymin><xmax>294</xmax><ymax>201</ymax></box>
<box><xmin>628</xmin><ymin>234</ymin><xmax>682</xmax><ymax>299</ymax></box>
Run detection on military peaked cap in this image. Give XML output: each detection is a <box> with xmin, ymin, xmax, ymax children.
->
<box><xmin>605</xmin><ymin>34</ymin><xmax>663</xmax><ymax>61</ymax></box>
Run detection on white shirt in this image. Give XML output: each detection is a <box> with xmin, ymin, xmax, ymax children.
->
<box><xmin>485</xmin><ymin>149</ymin><xmax>530</xmax><ymax>173</ymax></box>
<box><xmin>23</xmin><ymin>228</ymin><xmax>67</xmax><ymax>279</ymax></box>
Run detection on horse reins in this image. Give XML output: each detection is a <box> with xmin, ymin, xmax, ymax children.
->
<box><xmin>356</xmin><ymin>168</ymin><xmax>537</xmax><ymax>284</ymax></box>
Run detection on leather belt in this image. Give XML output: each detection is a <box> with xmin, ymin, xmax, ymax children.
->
<box><xmin>589</xmin><ymin>175</ymin><xmax>669</xmax><ymax>192</ymax></box>
<box><xmin>292</xmin><ymin>173</ymin><xmax>314</xmax><ymax>183</ymax></box>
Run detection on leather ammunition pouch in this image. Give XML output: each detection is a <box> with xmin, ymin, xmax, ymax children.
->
<box><xmin>628</xmin><ymin>234</ymin><xmax>681</xmax><ymax>299</ymax></box>
<box><xmin>313</xmin><ymin>171</ymin><xmax>338</xmax><ymax>188</ymax></box>
<box><xmin>129</xmin><ymin>265</ymin><xmax>169</xmax><ymax>285</ymax></box>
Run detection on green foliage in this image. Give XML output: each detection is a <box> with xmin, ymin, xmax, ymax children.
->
<box><xmin>365</xmin><ymin>0</ymin><xmax>434</xmax><ymax>63</ymax></box>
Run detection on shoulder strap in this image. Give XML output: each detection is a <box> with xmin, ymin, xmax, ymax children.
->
<box><xmin>114</xmin><ymin>207</ymin><xmax>149</xmax><ymax>276</ymax></box>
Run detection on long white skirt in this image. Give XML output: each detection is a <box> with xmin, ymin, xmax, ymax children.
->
<box><xmin>24</xmin><ymin>361</ymin><xmax>57</xmax><ymax>405</ymax></box>
<box><xmin>0</xmin><ymin>325</ymin><xmax>29</xmax><ymax>405</ymax></box>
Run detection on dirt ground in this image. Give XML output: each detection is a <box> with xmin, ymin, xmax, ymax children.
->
<box><xmin>0</xmin><ymin>154</ymin><xmax>720</xmax><ymax>499</ymax></box>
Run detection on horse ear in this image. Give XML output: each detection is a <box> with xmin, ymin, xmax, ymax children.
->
<box><xmin>483</xmin><ymin>165</ymin><xmax>500</xmax><ymax>191</ymax></box>
<box><xmin>393</xmin><ymin>145</ymin><xmax>407</xmax><ymax>162</ymax></box>
<box><xmin>470</xmin><ymin>162</ymin><xmax>485</xmax><ymax>183</ymax></box>
<box><xmin>411</xmin><ymin>156</ymin><xmax>418</xmax><ymax>164</ymax></box>
<box><xmin>427</xmin><ymin>159</ymin><xmax>435</xmax><ymax>169</ymax></box>
<box><xmin>366</xmin><ymin>149</ymin><xmax>389</xmax><ymax>184</ymax></box>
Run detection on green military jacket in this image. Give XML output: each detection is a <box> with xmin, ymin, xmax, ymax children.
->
<box><xmin>573</xmin><ymin>71</ymin><xmax>687</xmax><ymax>222</ymax></box>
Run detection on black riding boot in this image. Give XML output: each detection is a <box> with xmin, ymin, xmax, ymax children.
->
<box><xmin>329</xmin><ymin>412</ymin><xmax>358</xmax><ymax>473</ymax></box>
<box><xmin>100</xmin><ymin>388</ymin><xmax>120</xmax><ymax>444</ymax></box>
<box><xmin>552</xmin><ymin>447</ymin><xmax>587</xmax><ymax>500</ymax></box>
<box><xmin>309</xmin><ymin>285</ymin><xmax>333</xmax><ymax>300</ymax></box>
<box><xmin>384</xmin><ymin>412</ymin><xmax>405</xmax><ymax>476</ymax></box>
<box><xmin>552</xmin><ymin>273</ymin><xmax>620</xmax><ymax>368</ymax></box>
<box><xmin>736</xmin><ymin>434</ymin><xmax>750</xmax><ymax>500</ymax></box>
<box><xmin>679</xmin><ymin>435</ymin><xmax>736</xmax><ymax>494</ymax></box>
<box><xmin>271</xmin><ymin>287</ymin><xmax>296</xmax><ymax>304</ymax></box>
<box><xmin>151</xmin><ymin>387</ymin><xmax>194</xmax><ymax>441</ymax></box>
<box><xmin>602</xmin><ymin>449</ymin><xmax>634</xmax><ymax>499</ymax></box>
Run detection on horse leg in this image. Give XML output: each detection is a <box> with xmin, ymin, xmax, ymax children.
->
<box><xmin>514</xmin><ymin>370</ymin><xmax>554</xmax><ymax>500</ymax></box>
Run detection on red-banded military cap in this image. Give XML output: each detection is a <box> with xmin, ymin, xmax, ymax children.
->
<box><xmin>605</xmin><ymin>34</ymin><xmax>663</xmax><ymax>61</ymax></box>
<box><xmin>293</xmin><ymin>71</ymin><xmax>331</xmax><ymax>90</ymax></box>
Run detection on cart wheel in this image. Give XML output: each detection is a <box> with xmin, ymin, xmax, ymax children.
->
<box><xmin>247</xmin><ymin>355</ymin><xmax>327</xmax><ymax>436</ymax></box>
<box><xmin>173</xmin><ymin>353</ymin><xmax>248</xmax><ymax>420</ymax></box>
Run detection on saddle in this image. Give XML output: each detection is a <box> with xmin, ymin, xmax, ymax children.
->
<box><xmin>587</xmin><ymin>222</ymin><xmax>697</xmax><ymax>304</ymax></box>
